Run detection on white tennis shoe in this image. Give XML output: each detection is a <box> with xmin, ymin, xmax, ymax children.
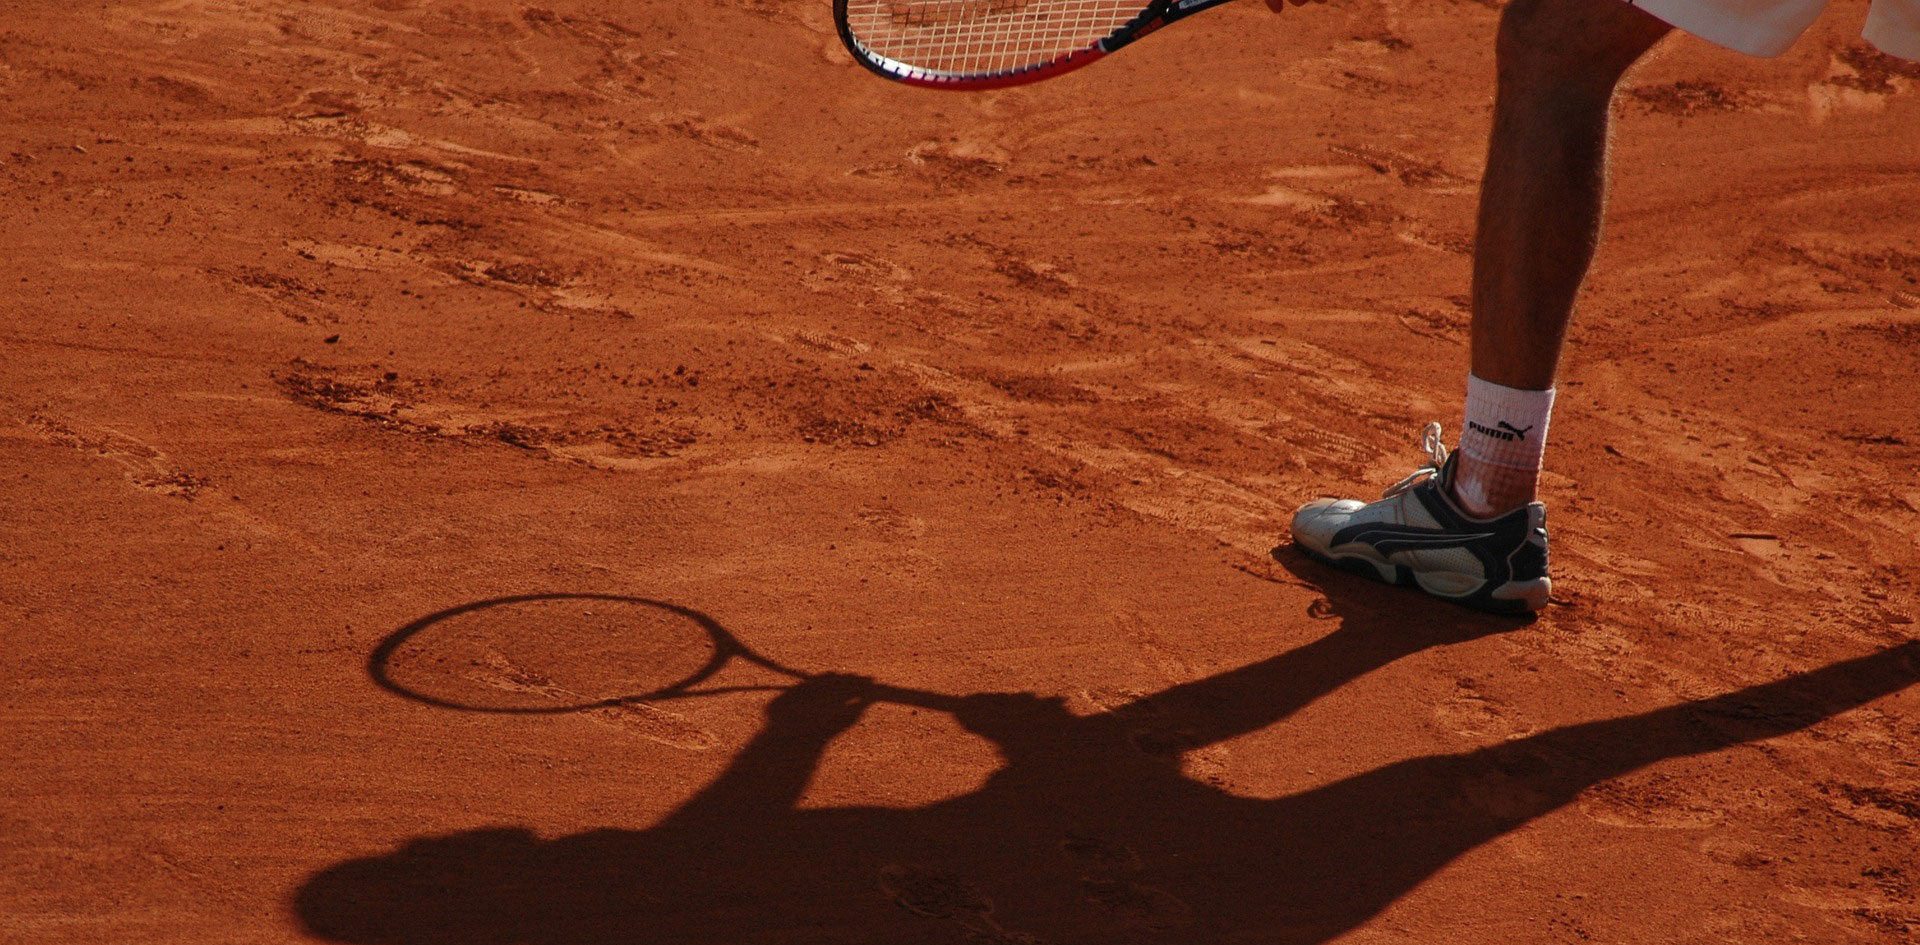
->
<box><xmin>1287</xmin><ymin>422</ymin><xmax>1551</xmax><ymax>614</ymax></box>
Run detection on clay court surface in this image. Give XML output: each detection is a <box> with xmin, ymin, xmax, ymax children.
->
<box><xmin>6</xmin><ymin>0</ymin><xmax>1920</xmax><ymax>941</ymax></box>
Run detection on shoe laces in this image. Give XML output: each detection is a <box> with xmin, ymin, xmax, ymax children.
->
<box><xmin>1382</xmin><ymin>421</ymin><xmax>1449</xmax><ymax>498</ymax></box>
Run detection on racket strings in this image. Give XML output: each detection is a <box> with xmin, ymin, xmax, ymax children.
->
<box><xmin>846</xmin><ymin>0</ymin><xmax>1145</xmax><ymax>77</ymax></box>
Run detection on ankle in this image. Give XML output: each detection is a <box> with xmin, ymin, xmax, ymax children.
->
<box><xmin>1452</xmin><ymin>452</ymin><xmax>1536</xmax><ymax>518</ymax></box>
<box><xmin>1454</xmin><ymin>374</ymin><xmax>1552</xmax><ymax>517</ymax></box>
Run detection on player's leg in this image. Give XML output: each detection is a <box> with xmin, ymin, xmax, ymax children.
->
<box><xmin>1453</xmin><ymin>0</ymin><xmax>1671</xmax><ymax>517</ymax></box>
<box><xmin>1474</xmin><ymin>0</ymin><xmax>1673</xmax><ymax>392</ymax></box>
<box><xmin>1286</xmin><ymin>0</ymin><xmax>1667</xmax><ymax>614</ymax></box>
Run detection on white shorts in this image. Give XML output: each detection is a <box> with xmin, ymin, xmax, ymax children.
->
<box><xmin>1624</xmin><ymin>0</ymin><xmax>1920</xmax><ymax>59</ymax></box>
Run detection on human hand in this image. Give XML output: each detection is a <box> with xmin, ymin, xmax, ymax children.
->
<box><xmin>951</xmin><ymin>691</ymin><xmax>1068</xmax><ymax>737</ymax></box>
<box><xmin>766</xmin><ymin>672</ymin><xmax>876</xmax><ymax>730</ymax></box>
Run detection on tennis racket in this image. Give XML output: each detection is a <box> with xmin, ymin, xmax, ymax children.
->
<box><xmin>371</xmin><ymin>593</ymin><xmax>958</xmax><ymax>716</ymax></box>
<box><xmin>836</xmin><ymin>0</ymin><xmax>1239</xmax><ymax>90</ymax></box>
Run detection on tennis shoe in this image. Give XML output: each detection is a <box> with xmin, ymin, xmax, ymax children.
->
<box><xmin>1286</xmin><ymin>422</ymin><xmax>1550</xmax><ymax>614</ymax></box>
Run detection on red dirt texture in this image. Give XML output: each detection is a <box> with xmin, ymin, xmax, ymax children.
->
<box><xmin>5</xmin><ymin>1</ymin><xmax>1920</xmax><ymax>943</ymax></box>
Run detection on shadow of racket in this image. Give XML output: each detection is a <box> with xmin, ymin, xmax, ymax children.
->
<box><xmin>370</xmin><ymin>593</ymin><xmax>958</xmax><ymax>715</ymax></box>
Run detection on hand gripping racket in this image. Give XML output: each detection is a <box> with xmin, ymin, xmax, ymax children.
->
<box><xmin>836</xmin><ymin>0</ymin><xmax>1238</xmax><ymax>90</ymax></box>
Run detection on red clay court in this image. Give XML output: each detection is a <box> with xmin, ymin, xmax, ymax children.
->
<box><xmin>5</xmin><ymin>1</ymin><xmax>1919</xmax><ymax>942</ymax></box>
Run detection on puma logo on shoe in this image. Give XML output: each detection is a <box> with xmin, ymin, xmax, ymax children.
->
<box><xmin>1333</xmin><ymin>522</ymin><xmax>1498</xmax><ymax>556</ymax></box>
<box><xmin>1467</xmin><ymin>419</ymin><xmax>1533</xmax><ymax>442</ymax></box>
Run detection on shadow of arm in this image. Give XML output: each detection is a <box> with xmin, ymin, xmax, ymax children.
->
<box><xmin>1114</xmin><ymin>622</ymin><xmax>1441</xmax><ymax>753</ymax></box>
<box><xmin>660</xmin><ymin>673</ymin><xmax>876</xmax><ymax>828</ymax></box>
<box><xmin>1255</xmin><ymin>642</ymin><xmax>1919</xmax><ymax>940</ymax></box>
<box><xmin>1503</xmin><ymin>641</ymin><xmax>1920</xmax><ymax>801</ymax></box>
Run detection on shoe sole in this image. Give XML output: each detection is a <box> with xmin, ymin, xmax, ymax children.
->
<box><xmin>1284</xmin><ymin>544</ymin><xmax>1547</xmax><ymax>616</ymax></box>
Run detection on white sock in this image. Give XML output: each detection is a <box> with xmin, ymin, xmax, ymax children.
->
<box><xmin>1454</xmin><ymin>374</ymin><xmax>1555</xmax><ymax>516</ymax></box>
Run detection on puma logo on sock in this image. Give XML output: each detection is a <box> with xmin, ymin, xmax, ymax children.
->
<box><xmin>1467</xmin><ymin>419</ymin><xmax>1533</xmax><ymax>442</ymax></box>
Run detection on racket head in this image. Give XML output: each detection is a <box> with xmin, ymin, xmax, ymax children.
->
<box><xmin>835</xmin><ymin>0</ymin><xmax>1172</xmax><ymax>90</ymax></box>
<box><xmin>369</xmin><ymin>593</ymin><xmax>808</xmax><ymax>714</ymax></box>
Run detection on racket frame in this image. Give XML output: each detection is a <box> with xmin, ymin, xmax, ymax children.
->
<box><xmin>371</xmin><ymin>593</ymin><xmax>968</xmax><ymax>718</ymax></box>
<box><xmin>836</xmin><ymin>0</ymin><xmax>1239</xmax><ymax>90</ymax></box>
<box><xmin>369</xmin><ymin>593</ymin><xmax>812</xmax><ymax>714</ymax></box>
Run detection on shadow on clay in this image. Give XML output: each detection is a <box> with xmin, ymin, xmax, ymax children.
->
<box><xmin>292</xmin><ymin>566</ymin><xmax>1918</xmax><ymax>945</ymax></box>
